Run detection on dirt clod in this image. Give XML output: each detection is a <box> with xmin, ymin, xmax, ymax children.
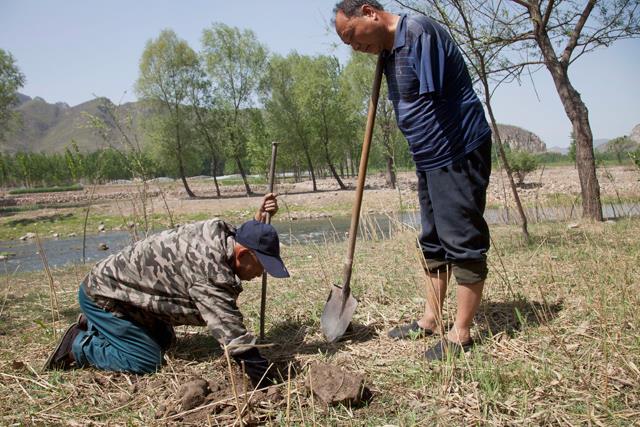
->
<box><xmin>179</xmin><ymin>378</ymin><xmax>210</xmax><ymax>411</ymax></box>
<box><xmin>306</xmin><ymin>362</ymin><xmax>372</xmax><ymax>406</ymax></box>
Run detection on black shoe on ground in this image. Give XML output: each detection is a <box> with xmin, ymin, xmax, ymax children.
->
<box><xmin>424</xmin><ymin>339</ymin><xmax>474</xmax><ymax>362</ymax></box>
<box><xmin>387</xmin><ymin>321</ymin><xmax>434</xmax><ymax>340</ymax></box>
<box><xmin>43</xmin><ymin>322</ymin><xmax>82</xmax><ymax>370</ymax></box>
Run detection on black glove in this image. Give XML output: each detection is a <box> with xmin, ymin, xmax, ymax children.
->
<box><xmin>232</xmin><ymin>347</ymin><xmax>276</xmax><ymax>389</ymax></box>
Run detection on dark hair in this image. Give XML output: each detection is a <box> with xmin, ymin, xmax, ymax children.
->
<box><xmin>333</xmin><ymin>0</ymin><xmax>384</xmax><ymax>18</ymax></box>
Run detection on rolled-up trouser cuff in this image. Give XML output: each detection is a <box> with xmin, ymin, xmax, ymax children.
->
<box><xmin>425</xmin><ymin>258</ymin><xmax>488</xmax><ymax>284</ymax></box>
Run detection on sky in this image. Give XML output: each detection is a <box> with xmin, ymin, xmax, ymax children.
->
<box><xmin>1</xmin><ymin>0</ymin><xmax>639</xmax><ymax>148</ymax></box>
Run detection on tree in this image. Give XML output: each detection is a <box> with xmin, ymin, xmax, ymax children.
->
<box><xmin>295</xmin><ymin>55</ymin><xmax>349</xmax><ymax>190</ymax></box>
<box><xmin>607</xmin><ymin>136</ymin><xmax>636</xmax><ymax>164</ymax></box>
<box><xmin>186</xmin><ymin>64</ymin><xmax>226</xmax><ymax>197</ymax></box>
<box><xmin>508</xmin><ymin>150</ymin><xmax>539</xmax><ymax>185</ymax></box>
<box><xmin>136</xmin><ymin>29</ymin><xmax>200</xmax><ymax>198</ymax></box>
<box><xmin>262</xmin><ymin>53</ymin><xmax>319</xmax><ymax>191</ymax></box>
<box><xmin>201</xmin><ymin>23</ymin><xmax>269</xmax><ymax>196</ymax></box>
<box><xmin>0</xmin><ymin>49</ymin><xmax>26</xmax><ymax>142</ymax></box>
<box><xmin>503</xmin><ymin>0</ymin><xmax>640</xmax><ymax>221</ymax></box>
<box><xmin>342</xmin><ymin>52</ymin><xmax>404</xmax><ymax>189</ymax></box>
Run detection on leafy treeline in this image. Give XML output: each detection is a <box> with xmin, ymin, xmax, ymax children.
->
<box><xmin>93</xmin><ymin>25</ymin><xmax>413</xmax><ymax>197</ymax></box>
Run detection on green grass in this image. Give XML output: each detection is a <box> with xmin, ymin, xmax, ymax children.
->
<box><xmin>0</xmin><ymin>218</ymin><xmax>639</xmax><ymax>424</ymax></box>
<box><xmin>8</xmin><ymin>184</ymin><xmax>84</xmax><ymax>195</ymax></box>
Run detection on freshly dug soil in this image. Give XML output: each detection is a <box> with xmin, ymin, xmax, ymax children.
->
<box><xmin>155</xmin><ymin>374</ymin><xmax>286</xmax><ymax>424</ymax></box>
<box><xmin>306</xmin><ymin>362</ymin><xmax>372</xmax><ymax>406</ymax></box>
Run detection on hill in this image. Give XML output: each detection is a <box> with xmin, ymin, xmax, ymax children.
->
<box><xmin>494</xmin><ymin>124</ymin><xmax>546</xmax><ymax>153</ymax></box>
<box><xmin>4</xmin><ymin>95</ymin><xmax>576</xmax><ymax>155</ymax></box>
<box><xmin>2</xmin><ymin>94</ymin><xmax>123</xmax><ymax>154</ymax></box>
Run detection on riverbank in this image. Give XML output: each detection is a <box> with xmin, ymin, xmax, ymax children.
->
<box><xmin>1</xmin><ymin>218</ymin><xmax>638</xmax><ymax>424</ymax></box>
<box><xmin>1</xmin><ymin>165</ymin><xmax>639</xmax><ymax>241</ymax></box>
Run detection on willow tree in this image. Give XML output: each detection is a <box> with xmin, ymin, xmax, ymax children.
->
<box><xmin>186</xmin><ymin>63</ymin><xmax>225</xmax><ymax>197</ymax></box>
<box><xmin>201</xmin><ymin>24</ymin><xmax>268</xmax><ymax>196</ymax></box>
<box><xmin>136</xmin><ymin>29</ymin><xmax>200</xmax><ymax>198</ymax></box>
<box><xmin>295</xmin><ymin>55</ymin><xmax>349</xmax><ymax>190</ymax></box>
<box><xmin>262</xmin><ymin>53</ymin><xmax>319</xmax><ymax>191</ymax></box>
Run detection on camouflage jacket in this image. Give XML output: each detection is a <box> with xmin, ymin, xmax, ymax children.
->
<box><xmin>82</xmin><ymin>219</ymin><xmax>254</xmax><ymax>355</ymax></box>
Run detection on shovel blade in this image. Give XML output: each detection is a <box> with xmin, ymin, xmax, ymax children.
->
<box><xmin>320</xmin><ymin>284</ymin><xmax>358</xmax><ymax>343</ymax></box>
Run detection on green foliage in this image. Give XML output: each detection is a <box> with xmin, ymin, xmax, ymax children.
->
<box><xmin>630</xmin><ymin>149</ymin><xmax>640</xmax><ymax>172</ymax></box>
<box><xmin>136</xmin><ymin>30</ymin><xmax>201</xmax><ymax>195</ymax></box>
<box><xmin>606</xmin><ymin>136</ymin><xmax>637</xmax><ymax>164</ymax></box>
<box><xmin>507</xmin><ymin>150</ymin><xmax>539</xmax><ymax>185</ymax></box>
<box><xmin>568</xmin><ymin>132</ymin><xmax>577</xmax><ymax>164</ymax></box>
<box><xmin>8</xmin><ymin>184</ymin><xmax>83</xmax><ymax>195</ymax></box>
<box><xmin>201</xmin><ymin>23</ymin><xmax>268</xmax><ymax>191</ymax></box>
<box><xmin>0</xmin><ymin>49</ymin><xmax>26</xmax><ymax>141</ymax></box>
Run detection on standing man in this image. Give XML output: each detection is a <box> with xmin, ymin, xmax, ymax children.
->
<box><xmin>44</xmin><ymin>194</ymin><xmax>289</xmax><ymax>388</ymax></box>
<box><xmin>333</xmin><ymin>1</ymin><xmax>492</xmax><ymax>360</ymax></box>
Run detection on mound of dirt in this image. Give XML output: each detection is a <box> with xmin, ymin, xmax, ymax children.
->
<box><xmin>305</xmin><ymin>362</ymin><xmax>372</xmax><ymax>406</ymax></box>
<box><xmin>154</xmin><ymin>375</ymin><xmax>286</xmax><ymax>424</ymax></box>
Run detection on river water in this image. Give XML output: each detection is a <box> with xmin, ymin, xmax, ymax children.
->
<box><xmin>1</xmin><ymin>203</ymin><xmax>638</xmax><ymax>275</ymax></box>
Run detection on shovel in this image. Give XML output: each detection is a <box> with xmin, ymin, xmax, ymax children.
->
<box><xmin>259</xmin><ymin>141</ymin><xmax>279</xmax><ymax>341</ymax></box>
<box><xmin>321</xmin><ymin>54</ymin><xmax>384</xmax><ymax>343</ymax></box>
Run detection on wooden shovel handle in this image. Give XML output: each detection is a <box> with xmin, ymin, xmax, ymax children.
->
<box><xmin>342</xmin><ymin>54</ymin><xmax>384</xmax><ymax>290</ymax></box>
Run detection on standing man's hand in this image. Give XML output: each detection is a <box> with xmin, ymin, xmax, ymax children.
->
<box><xmin>255</xmin><ymin>193</ymin><xmax>278</xmax><ymax>222</ymax></box>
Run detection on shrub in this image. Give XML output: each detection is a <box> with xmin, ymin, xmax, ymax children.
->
<box><xmin>507</xmin><ymin>150</ymin><xmax>539</xmax><ymax>186</ymax></box>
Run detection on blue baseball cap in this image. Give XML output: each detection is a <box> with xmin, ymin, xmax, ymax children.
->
<box><xmin>235</xmin><ymin>220</ymin><xmax>290</xmax><ymax>278</ymax></box>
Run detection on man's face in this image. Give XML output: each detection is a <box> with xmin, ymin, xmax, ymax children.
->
<box><xmin>234</xmin><ymin>246</ymin><xmax>265</xmax><ymax>281</ymax></box>
<box><xmin>335</xmin><ymin>9</ymin><xmax>385</xmax><ymax>54</ymax></box>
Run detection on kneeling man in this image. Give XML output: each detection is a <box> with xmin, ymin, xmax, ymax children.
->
<box><xmin>45</xmin><ymin>194</ymin><xmax>288</xmax><ymax>388</ymax></box>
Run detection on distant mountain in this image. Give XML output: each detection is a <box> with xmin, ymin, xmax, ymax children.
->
<box><xmin>1</xmin><ymin>94</ymin><xmax>124</xmax><ymax>154</ymax></box>
<box><xmin>494</xmin><ymin>124</ymin><xmax>546</xmax><ymax>153</ymax></box>
<box><xmin>4</xmin><ymin>94</ymin><xmax>556</xmax><ymax>155</ymax></box>
<box><xmin>547</xmin><ymin>146</ymin><xmax>569</xmax><ymax>155</ymax></box>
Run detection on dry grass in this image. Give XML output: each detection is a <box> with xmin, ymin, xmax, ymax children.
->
<box><xmin>1</xmin><ymin>217</ymin><xmax>639</xmax><ymax>425</ymax></box>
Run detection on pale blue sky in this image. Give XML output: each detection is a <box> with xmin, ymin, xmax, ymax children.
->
<box><xmin>1</xmin><ymin>0</ymin><xmax>638</xmax><ymax>147</ymax></box>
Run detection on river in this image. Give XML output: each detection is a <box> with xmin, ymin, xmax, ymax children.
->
<box><xmin>1</xmin><ymin>203</ymin><xmax>638</xmax><ymax>275</ymax></box>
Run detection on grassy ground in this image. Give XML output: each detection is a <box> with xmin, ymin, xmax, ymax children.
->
<box><xmin>1</xmin><ymin>217</ymin><xmax>639</xmax><ymax>425</ymax></box>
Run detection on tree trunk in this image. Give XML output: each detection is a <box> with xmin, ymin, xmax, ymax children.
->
<box><xmin>303</xmin><ymin>147</ymin><xmax>317</xmax><ymax>191</ymax></box>
<box><xmin>177</xmin><ymin>159</ymin><xmax>195</xmax><ymax>198</ymax></box>
<box><xmin>542</xmin><ymin>67</ymin><xmax>602</xmax><ymax>221</ymax></box>
<box><xmin>323</xmin><ymin>141</ymin><xmax>346</xmax><ymax>189</ymax></box>
<box><xmin>529</xmin><ymin>5</ymin><xmax>602</xmax><ymax>221</ymax></box>
<box><xmin>176</xmin><ymin>144</ymin><xmax>195</xmax><ymax>198</ymax></box>
<box><xmin>385</xmin><ymin>151</ymin><xmax>396</xmax><ymax>189</ymax></box>
<box><xmin>209</xmin><ymin>154</ymin><xmax>221</xmax><ymax>198</ymax></box>
<box><xmin>235</xmin><ymin>156</ymin><xmax>252</xmax><ymax>195</ymax></box>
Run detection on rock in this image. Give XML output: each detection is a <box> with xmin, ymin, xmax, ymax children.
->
<box><xmin>98</xmin><ymin>224</ymin><xmax>106</xmax><ymax>232</ymax></box>
<box><xmin>98</xmin><ymin>243</ymin><xmax>109</xmax><ymax>251</ymax></box>
<box><xmin>52</xmin><ymin>233</ymin><xmax>59</xmax><ymax>238</ymax></box>
<box><xmin>67</xmin><ymin>232</ymin><xmax>77</xmax><ymax>237</ymax></box>
<box><xmin>127</xmin><ymin>221</ymin><xmax>135</xmax><ymax>229</ymax></box>
<box><xmin>179</xmin><ymin>378</ymin><xmax>210</xmax><ymax>411</ymax></box>
<box><xmin>305</xmin><ymin>362</ymin><xmax>371</xmax><ymax>406</ymax></box>
<box><xmin>19</xmin><ymin>232</ymin><xmax>36</xmax><ymax>241</ymax></box>
<box><xmin>567</xmin><ymin>223</ymin><xmax>580</xmax><ymax>229</ymax></box>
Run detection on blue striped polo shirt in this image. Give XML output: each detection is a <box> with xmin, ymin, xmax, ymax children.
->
<box><xmin>384</xmin><ymin>15</ymin><xmax>491</xmax><ymax>171</ymax></box>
